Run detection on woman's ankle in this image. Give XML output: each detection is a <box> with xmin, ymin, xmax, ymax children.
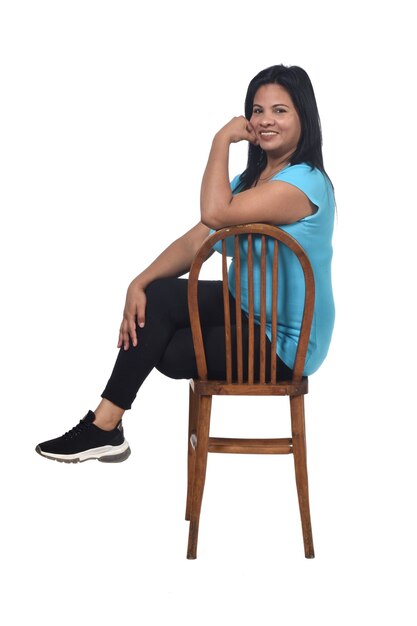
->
<box><xmin>93</xmin><ymin>399</ymin><xmax>125</xmax><ymax>431</ymax></box>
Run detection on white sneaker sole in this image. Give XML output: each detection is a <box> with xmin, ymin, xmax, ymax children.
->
<box><xmin>36</xmin><ymin>440</ymin><xmax>131</xmax><ymax>463</ymax></box>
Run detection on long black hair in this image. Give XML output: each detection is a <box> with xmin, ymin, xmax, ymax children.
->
<box><xmin>237</xmin><ymin>64</ymin><xmax>329</xmax><ymax>191</ymax></box>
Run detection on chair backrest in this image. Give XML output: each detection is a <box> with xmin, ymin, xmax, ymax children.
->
<box><xmin>188</xmin><ymin>223</ymin><xmax>315</xmax><ymax>384</ymax></box>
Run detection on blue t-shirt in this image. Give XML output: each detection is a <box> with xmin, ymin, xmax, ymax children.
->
<box><xmin>211</xmin><ymin>163</ymin><xmax>335</xmax><ymax>375</ymax></box>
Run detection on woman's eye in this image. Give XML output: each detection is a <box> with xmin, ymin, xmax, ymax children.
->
<box><xmin>253</xmin><ymin>108</ymin><xmax>262</xmax><ymax>114</ymax></box>
<box><xmin>275</xmin><ymin>108</ymin><xmax>286</xmax><ymax>114</ymax></box>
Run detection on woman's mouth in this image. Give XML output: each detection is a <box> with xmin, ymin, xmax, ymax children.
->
<box><xmin>259</xmin><ymin>131</ymin><xmax>279</xmax><ymax>141</ymax></box>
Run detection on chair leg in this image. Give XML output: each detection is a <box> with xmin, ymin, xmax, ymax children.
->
<box><xmin>185</xmin><ymin>384</ymin><xmax>198</xmax><ymax>521</ymax></box>
<box><xmin>290</xmin><ymin>394</ymin><xmax>315</xmax><ymax>559</ymax></box>
<box><xmin>187</xmin><ymin>394</ymin><xmax>212</xmax><ymax>560</ymax></box>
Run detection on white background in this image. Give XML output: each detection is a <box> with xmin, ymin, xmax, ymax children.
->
<box><xmin>1</xmin><ymin>0</ymin><xmax>416</xmax><ymax>623</ymax></box>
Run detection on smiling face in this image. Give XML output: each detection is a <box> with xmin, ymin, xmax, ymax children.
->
<box><xmin>250</xmin><ymin>83</ymin><xmax>301</xmax><ymax>160</ymax></box>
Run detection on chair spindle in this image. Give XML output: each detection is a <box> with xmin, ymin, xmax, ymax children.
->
<box><xmin>270</xmin><ymin>240</ymin><xmax>279</xmax><ymax>383</ymax></box>
<box><xmin>234</xmin><ymin>235</ymin><xmax>243</xmax><ymax>383</ymax></box>
<box><xmin>259</xmin><ymin>235</ymin><xmax>267</xmax><ymax>384</ymax></box>
<box><xmin>247</xmin><ymin>234</ymin><xmax>255</xmax><ymax>384</ymax></box>
<box><xmin>222</xmin><ymin>240</ymin><xmax>232</xmax><ymax>383</ymax></box>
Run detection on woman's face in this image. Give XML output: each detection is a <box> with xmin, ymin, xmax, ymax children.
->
<box><xmin>250</xmin><ymin>83</ymin><xmax>301</xmax><ymax>158</ymax></box>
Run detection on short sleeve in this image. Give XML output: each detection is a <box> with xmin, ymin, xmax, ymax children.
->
<box><xmin>272</xmin><ymin>164</ymin><xmax>331</xmax><ymax>214</ymax></box>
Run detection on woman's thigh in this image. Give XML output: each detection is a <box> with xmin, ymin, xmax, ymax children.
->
<box><xmin>152</xmin><ymin>277</ymin><xmax>293</xmax><ymax>382</ymax></box>
<box><xmin>156</xmin><ymin>322</ymin><xmax>293</xmax><ymax>382</ymax></box>
<box><xmin>156</xmin><ymin>325</ymin><xmax>228</xmax><ymax>380</ymax></box>
<box><xmin>145</xmin><ymin>277</ymin><xmax>227</xmax><ymax>328</ymax></box>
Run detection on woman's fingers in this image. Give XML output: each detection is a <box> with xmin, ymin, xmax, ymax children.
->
<box><xmin>120</xmin><ymin>314</ymin><xmax>137</xmax><ymax>350</ymax></box>
<box><xmin>117</xmin><ymin>315</ymin><xmax>136</xmax><ymax>351</ymax></box>
<box><xmin>117</xmin><ymin>283</ymin><xmax>148</xmax><ymax>350</ymax></box>
<box><xmin>118</xmin><ymin>320</ymin><xmax>127</xmax><ymax>351</ymax></box>
<box><xmin>137</xmin><ymin>292</ymin><xmax>147</xmax><ymax>328</ymax></box>
<box><xmin>246</xmin><ymin>121</ymin><xmax>258</xmax><ymax>144</ymax></box>
<box><xmin>220</xmin><ymin>116</ymin><xmax>258</xmax><ymax>144</ymax></box>
<box><xmin>128</xmin><ymin>317</ymin><xmax>138</xmax><ymax>348</ymax></box>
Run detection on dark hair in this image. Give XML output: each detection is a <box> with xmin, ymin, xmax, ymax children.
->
<box><xmin>237</xmin><ymin>64</ymin><xmax>329</xmax><ymax>191</ymax></box>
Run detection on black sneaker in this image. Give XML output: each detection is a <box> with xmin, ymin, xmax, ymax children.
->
<box><xmin>35</xmin><ymin>411</ymin><xmax>131</xmax><ymax>463</ymax></box>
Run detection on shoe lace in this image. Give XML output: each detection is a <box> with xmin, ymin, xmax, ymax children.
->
<box><xmin>63</xmin><ymin>419</ymin><xmax>91</xmax><ymax>440</ymax></box>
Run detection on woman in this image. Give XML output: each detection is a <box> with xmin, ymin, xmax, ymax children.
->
<box><xmin>36</xmin><ymin>64</ymin><xmax>335</xmax><ymax>463</ymax></box>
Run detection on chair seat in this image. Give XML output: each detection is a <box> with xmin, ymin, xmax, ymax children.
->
<box><xmin>190</xmin><ymin>377</ymin><xmax>308</xmax><ymax>396</ymax></box>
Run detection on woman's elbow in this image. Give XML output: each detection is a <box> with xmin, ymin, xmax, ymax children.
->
<box><xmin>201</xmin><ymin>217</ymin><xmax>223</xmax><ymax>230</ymax></box>
<box><xmin>200</xmin><ymin>208</ymin><xmax>224</xmax><ymax>230</ymax></box>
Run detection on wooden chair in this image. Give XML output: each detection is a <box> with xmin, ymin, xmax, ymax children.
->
<box><xmin>185</xmin><ymin>223</ymin><xmax>316</xmax><ymax>559</ymax></box>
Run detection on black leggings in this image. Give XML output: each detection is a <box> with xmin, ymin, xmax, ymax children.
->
<box><xmin>101</xmin><ymin>278</ymin><xmax>293</xmax><ymax>410</ymax></box>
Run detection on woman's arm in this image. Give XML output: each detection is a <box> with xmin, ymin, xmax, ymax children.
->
<box><xmin>200</xmin><ymin>117</ymin><xmax>314</xmax><ymax>229</ymax></box>
<box><xmin>118</xmin><ymin>221</ymin><xmax>210</xmax><ymax>350</ymax></box>
<box><xmin>133</xmin><ymin>221</ymin><xmax>210</xmax><ymax>289</ymax></box>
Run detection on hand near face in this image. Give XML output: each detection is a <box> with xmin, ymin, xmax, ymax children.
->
<box><xmin>217</xmin><ymin>116</ymin><xmax>258</xmax><ymax>145</ymax></box>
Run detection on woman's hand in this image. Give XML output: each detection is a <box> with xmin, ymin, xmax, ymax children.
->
<box><xmin>217</xmin><ymin>116</ymin><xmax>258</xmax><ymax>145</ymax></box>
<box><xmin>117</xmin><ymin>279</ymin><xmax>147</xmax><ymax>350</ymax></box>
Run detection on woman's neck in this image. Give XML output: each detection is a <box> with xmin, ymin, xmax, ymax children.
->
<box><xmin>259</xmin><ymin>160</ymin><xmax>290</xmax><ymax>180</ymax></box>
